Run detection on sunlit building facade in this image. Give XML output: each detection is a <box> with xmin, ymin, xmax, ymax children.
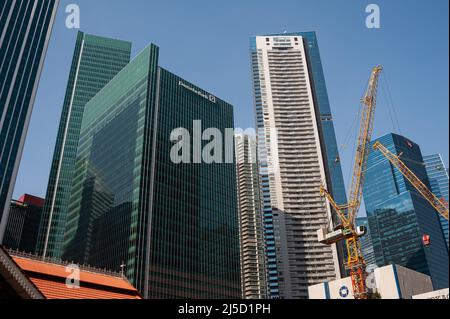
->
<box><xmin>250</xmin><ymin>32</ymin><xmax>347</xmax><ymax>299</ymax></box>
<box><xmin>235</xmin><ymin>133</ymin><xmax>267</xmax><ymax>299</ymax></box>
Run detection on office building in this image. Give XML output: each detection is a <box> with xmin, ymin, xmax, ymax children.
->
<box><xmin>235</xmin><ymin>133</ymin><xmax>267</xmax><ymax>299</ymax></box>
<box><xmin>355</xmin><ymin>217</ymin><xmax>377</xmax><ymax>273</ymax></box>
<box><xmin>423</xmin><ymin>154</ymin><xmax>449</xmax><ymax>250</ymax></box>
<box><xmin>363</xmin><ymin>133</ymin><xmax>449</xmax><ymax>289</ymax></box>
<box><xmin>3</xmin><ymin>194</ymin><xmax>44</xmax><ymax>253</ymax></box>
<box><xmin>250</xmin><ymin>32</ymin><xmax>347</xmax><ymax>299</ymax></box>
<box><xmin>61</xmin><ymin>44</ymin><xmax>241</xmax><ymax>298</ymax></box>
<box><xmin>36</xmin><ymin>32</ymin><xmax>132</xmax><ymax>258</ymax></box>
<box><xmin>0</xmin><ymin>0</ymin><xmax>59</xmax><ymax>243</ymax></box>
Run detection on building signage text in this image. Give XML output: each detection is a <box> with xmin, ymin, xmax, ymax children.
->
<box><xmin>179</xmin><ymin>81</ymin><xmax>216</xmax><ymax>103</ymax></box>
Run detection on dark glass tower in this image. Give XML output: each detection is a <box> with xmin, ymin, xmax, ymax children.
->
<box><xmin>36</xmin><ymin>32</ymin><xmax>132</xmax><ymax>258</ymax></box>
<box><xmin>364</xmin><ymin>133</ymin><xmax>449</xmax><ymax>289</ymax></box>
<box><xmin>61</xmin><ymin>44</ymin><xmax>241</xmax><ymax>299</ymax></box>
<box><xmin>3</xmin><ymin>194</ymin><xmax>44</xmax><ymax>253</ymax></box>
<box><xmin>0</xmin><ymin>0</ymin><xmax>59</xmax><ymax>243</ymax></box>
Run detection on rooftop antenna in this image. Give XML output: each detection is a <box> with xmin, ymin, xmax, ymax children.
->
<box><xmin>120</xmin><ymin>261</ymin><xmax>126</xmax><ymax>278</ymax></box>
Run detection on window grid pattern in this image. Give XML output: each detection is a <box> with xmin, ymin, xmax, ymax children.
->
<box><xmin>0</xmin><ymin>0</ymin><xmax>58</xmax><ymax>232</ymax></box>
<box><xmin>364</xmin><ymin>133</ymin><xmax>449</xmax><ymax>289</ymax></box>
<box><xmin>36</xmin><ymin>32</ymin><xmax>131</xmax><ymax>258</ymax></box>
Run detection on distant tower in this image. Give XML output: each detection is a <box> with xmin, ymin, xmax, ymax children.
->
<box><xmin>0</xmin><ymin>0</ymin><xmax>60</xmax><ymax>243</ymax></box>
<box><xmin>3</xmin><ymin>194</ymin><xmax>45</xmax><ymax>253</ymax></box>
<box><xmin>235</xmin><ymin>133</ymin><xmax>267</xmax><ymax>299</ymax></box>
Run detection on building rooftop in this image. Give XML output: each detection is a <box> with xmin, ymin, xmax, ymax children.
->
<box><xmin>16</xmin><ymin>194</ymin><xmax>45</xmax><ymax>208</ymax></box>
<box><xmin>0</xmin><ymin>247</ymin><xmax>141</xmax><ymax>299</ymax></box>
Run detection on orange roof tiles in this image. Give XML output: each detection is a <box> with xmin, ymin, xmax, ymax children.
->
<box><xmin>11</xmin><ymin>256</ymin><xmax>142</xmax><ymax>299</ymax></box>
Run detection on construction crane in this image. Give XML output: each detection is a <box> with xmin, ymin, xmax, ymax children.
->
<box><xmin>372</xmin><ymin>141</ymin><xmax>449</xmax><ymax>221</ymax></box>
<box><xmin>317</xmin><ymin>65</ymin><xmax>383</xmax><ymax>299</ymax></box>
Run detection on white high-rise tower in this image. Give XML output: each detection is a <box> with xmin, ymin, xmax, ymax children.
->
<box><xmin>250</xmin><ymin>32</ymin><xmax>347</xmax><ymax>299</ymax></box>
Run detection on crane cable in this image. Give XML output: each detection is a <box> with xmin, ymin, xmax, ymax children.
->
<box><xmin>325</xmin><ymin>102</ymin><xmax>360</xmax><ymax>229</ymax></box>
<box><xmin>380</xmin><ymin>80</ymin><xmax>397</xmax><ymax>134</ymax></box>
<box><xmin>380</xmin><ymin>70</ymin><xmax>403</xmax><ymax>135</ymax></box>
<box><xmin>345</xmin><ymin>75</ymin><xmax>371</xmax><ymax>210</ymax></box>
<box><xmin>326</xmin><ymin>76</ymin><xmax>368</xmax><ymax>229</ymax></box>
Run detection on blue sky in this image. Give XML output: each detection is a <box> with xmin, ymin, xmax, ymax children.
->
<box><xmin>13</xmin><ymin>0</ymin><xmax>449</xmax><ymax>206</ymax></box>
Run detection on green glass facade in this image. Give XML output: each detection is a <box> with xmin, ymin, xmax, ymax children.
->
<box><xmin>62</xmin><ymin>44</ymin><xmax>240</xmax><ymax>299</ymax></box>
<box><xmin>0</xmin><ymin>0</ymin><xmax>59</xmax><ymax>243</ymax></box>
<box><xmin>36</xmin><ymin>32</ymin><xmax>131</xmax><ymax>258</ymax></box>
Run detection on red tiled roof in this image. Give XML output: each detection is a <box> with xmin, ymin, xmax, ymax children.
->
<box><xmin>12</xmin><ymin>256</ymin><xmax>141</xmax><ymax>299</ymax></box>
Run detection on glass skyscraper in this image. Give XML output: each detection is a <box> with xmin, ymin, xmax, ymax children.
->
<box><xmin>364</xmin><ymin>133</ymin><xmax>449</xmax><ymax>289</ymax></box>
<box><xmin>423</xmin><ymin>154</ymin><xmax>449</xmax><ymax>251</ymax></box>
<box><xmin>61</xmin><ymin>44</ymin><xmax>241</xmax><ymax>299</ymax></box>
<box><xmin>36</xmin><ymin>32</ymin><xmax>132</xmax><ymax>258</ymax></box>
<box><xmin>0</xmin><ymin>0</ymin><xmax>59</xmax><ymax>243</ymax></box>
<box><xmin>250</xmin><ymin>32</ymin><xmax>347</xmax><ymax>299</ymax></box>
<box><xmin>355</xmin><ymin>217</ymin><xmax>377</xmax><ymax>273</ymax></box>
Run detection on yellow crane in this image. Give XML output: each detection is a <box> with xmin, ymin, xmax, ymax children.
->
<box><xmin>372</xmin><ymin>141</ymin><xmax>449</xmax><ymax>221</ymax></box>
<box><xmin>317</xmin><ymin>65</ymin><xmax>383</xmax><ymax>299</ymax></box>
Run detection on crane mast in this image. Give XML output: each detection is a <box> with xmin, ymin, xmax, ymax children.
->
<box><xmin>372</xmin><ymin>141</ymin><xmax>449</xmax><ymax>221</ymax></box>
<box><xmin>318</xmin><ymin>65</ymin><xmax>383</xmax><ymax>300</ymax></box>
<box><xmin>347</xmin><ymin>66</ymin><xmax>383</xmax><ymax>224</ymax></box>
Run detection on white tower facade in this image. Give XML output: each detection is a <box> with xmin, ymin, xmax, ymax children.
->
<box><xmin>250</xmin><ymin>33</ymin><xmax>344</xmax><ymax>299</ymax></box>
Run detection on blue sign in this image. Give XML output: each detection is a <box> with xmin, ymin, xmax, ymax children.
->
<box><xmin>339</xmin><ymin>286</ymin><xmax>350</xmax><ymax>298</ymax></box>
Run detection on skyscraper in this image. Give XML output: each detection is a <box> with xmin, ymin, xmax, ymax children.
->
<box><xmin>423</xmin><ymin>154</ymin><xmax>449</xmax><ymax>250</ymax></box>
<box><xmin>3</xmin><ymin>194</ymin><xmax>44</xmax><ymax>253</ymax></box>
<box><xmin>235</xmin><ymin>133</ymin><xmax>267</xmax><ymax>299</ymax></box>
<box><xmin>0</xmin><ymin>0</ymin><xmax>59</xmax><ymax>243</ymax></box>
<box><xmin>250</xmin><ymin>32</ymin><xmax>347</xmax><ymax>299</ymax></box>
<box><xmin>61</xmin><ymin>44</ymin><xmax>241</xmax><ymax>299</ymax></box>
<box><xmin>364</xmin><ymin>133</ymin><xmax>449</xmax><ymax>289</ymax></box>
<box><xmin>36</xmin><ymin>32</ymin><xmax>132</xmax><ymax>258</ymax></box>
